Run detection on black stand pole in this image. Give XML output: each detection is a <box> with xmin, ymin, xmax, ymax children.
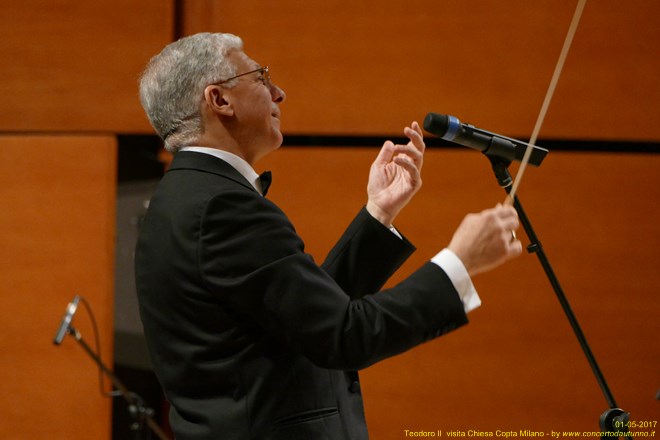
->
<box><xmin>66</xmin><ymin>325</ymin><xmax>171</xmax><ymax>440</ymax></box>
<box><xmin>488</xmin><ymin>157</ymin><xmax>631</xmax><ymax>439</ymax></box>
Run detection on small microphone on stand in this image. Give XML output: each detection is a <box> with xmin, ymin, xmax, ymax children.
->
<box><xmin>423</xmin><ymin>112</ymin><xmax>549</xmax><ymax>166</ymax></box>
<box><xmin>53</xmin><ymin>295</ymin><xmax>80</xmax><ymax>345</ymax></box>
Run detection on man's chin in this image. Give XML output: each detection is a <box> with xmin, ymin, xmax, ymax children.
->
<box><xmin>273</xmin><ymin>130</ymin><xmax>284</xmax><ymax>149</ymax></box>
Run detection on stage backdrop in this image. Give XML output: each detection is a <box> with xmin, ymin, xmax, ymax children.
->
<box><xmin>180</xmin><ymin>0</ymin><xmax>660</xmax><ymax>142</ymax></box>
<box><xmin>0</xmin><ymin>1</ymin><xmax>172</xmax><ymax>438</ymax></box>
<box><xmin>0</xmin><ymin>136</ymin><xmax>117</xmax><ymax>439</ymax></box>
<box><xmin>0</xmin><ymin>0</ymin><xmax>657</xmax><ymax>438</ymax></box>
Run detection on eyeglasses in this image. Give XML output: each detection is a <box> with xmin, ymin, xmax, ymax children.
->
<box><xmin>215</xmin><ymin>66</ymin><xmax>270</xmax><ymax>86</ymax></box>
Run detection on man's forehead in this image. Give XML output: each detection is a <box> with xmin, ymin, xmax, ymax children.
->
<box><xmin>228</xmin><ymin>50</ymin><xmax>261</xmax><ymax>70</ymax></box>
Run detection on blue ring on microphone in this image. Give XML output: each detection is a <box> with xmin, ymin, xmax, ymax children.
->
<box><xmin>443</xmin><ymin>115</ymin><xmax>461</xmax><ymax>141</ymax></box>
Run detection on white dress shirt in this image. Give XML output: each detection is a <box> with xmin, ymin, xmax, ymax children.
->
<box><xmin>179</xmin><ymin>146</ymin><xmax>481</xmax><ymax>313</ymax></box>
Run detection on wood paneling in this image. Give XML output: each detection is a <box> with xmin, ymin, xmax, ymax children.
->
<box><xmin>2</xmin><ymin>1</ymin><xmax>654</xmax><ymax>436</ymax></box>
<box><xmin>3</xmin><ymin>1</ymin><xmax>657</xmax><ymax>141</ymax></box>
<box><xmin>181</xmin><ymin>0</ymin><xmax>660</xmax><ymax>141</ymax></box>
<box><xmin>0</xmin><ymin>136</ymin><xmax>117</xmax><ymax>439</ymax></box>
<box><xmin>0</xmin><ymin>1</ymin><xmax>173</xmax><ymax>133</ymax></box>
<box><xmin>259</xmin><ymin>146</ymin><xmax>659</xmax><ymax>435</ymax></box>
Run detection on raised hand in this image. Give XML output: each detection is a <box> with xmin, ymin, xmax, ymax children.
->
<box><xmin>366</xmin><ymin>121</ymin><xmax>425</xmax><ymax>226</ymax></box>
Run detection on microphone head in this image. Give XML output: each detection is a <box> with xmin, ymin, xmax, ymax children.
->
<box><xmin>53</xmin><ymin>295</ymin><xmax>81</xmax><ymax>345</ymax></box>
<box><xmin>423</xmin><ymin>113</ymin><xmax>461</xmax><ymax>141</ymax></box>
<box><xmin>423</xmin><ymin>113</ymin><xmax>449</xmax><ymax>136</ymax></box>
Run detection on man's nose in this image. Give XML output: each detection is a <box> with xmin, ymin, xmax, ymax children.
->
<box><xmin>271</xmin><ymin>83</ymin><xmax>286</xmax><ymax>103</ymax></box>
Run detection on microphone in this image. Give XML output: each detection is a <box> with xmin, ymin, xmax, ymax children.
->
<box><xmin>53</xmin><ymin>295</ymin><xmax>80</xmax><ymax>345</ymax></box>
<box><xmin>423</xmin><ymin>112</ymin><xmax>549</xmax><ymax>166</ymax></box>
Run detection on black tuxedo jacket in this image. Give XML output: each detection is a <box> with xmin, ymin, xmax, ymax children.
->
<box><xmin>135</xmin><ymin>151</ymin><xmax>468</xmax><ymax>439</ymax></box>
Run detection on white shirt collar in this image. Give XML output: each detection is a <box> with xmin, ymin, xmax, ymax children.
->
<box><xmin>179</xmin><ymin>146</ymin><xmax>264</xmax><ymax>194</ymax></box>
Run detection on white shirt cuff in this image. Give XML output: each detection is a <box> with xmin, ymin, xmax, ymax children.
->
<box><xmin>431</xmin><ymin>248</ymin><xmax>481</xmax><ymax>313</ymax></box>
<box><xmin>388</xmin><ymin>225</ymin><xmax>403</xmax><ymax>239</ymax></box>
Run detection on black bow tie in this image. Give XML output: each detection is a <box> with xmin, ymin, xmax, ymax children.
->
<box><xmin>259</xmin><ymin>171</ymin><xmax>272</xmax><ymax>196</ymax></box>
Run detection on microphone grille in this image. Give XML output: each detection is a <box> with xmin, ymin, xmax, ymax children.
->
<box><xmin>423</xmin><ymin>113</ymin><xmax>450</xmax><ymax>136</ymax></box>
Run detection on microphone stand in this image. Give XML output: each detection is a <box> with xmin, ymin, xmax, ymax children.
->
<box><xmin>488</xmin><ymin>156</ymin><xmax>631</xmax><ymax>440</ymax></box>
<box><xmin>63</xmin><ymin>325</ymin><xmax>171</xmax><ymax>440</ymax></box>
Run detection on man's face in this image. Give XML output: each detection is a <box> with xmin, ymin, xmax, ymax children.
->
<box><xmin>222</xmin><ymin>50</ymin><xmax>286</xmax><ymax>162</ymax></box>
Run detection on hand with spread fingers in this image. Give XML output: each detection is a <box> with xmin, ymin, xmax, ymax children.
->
<box><xmin>448</xmin><ymin>204</ymin><xmax>523</xmax><ymax>276</ymax></box>
<box><xmin>366</xmin><ymin>121</ymin><xmax>425</xmax><ymax>227</ymax></box>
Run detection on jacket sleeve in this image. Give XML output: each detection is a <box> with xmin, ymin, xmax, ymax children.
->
<box><xmin>320</xmin><ymin>206</ymin><xmax>416</xmax><ymax>299</ymax></box>
<box><xmin>198</xmin><ymin>189</ymin><xmax>468</xmax><ymax>370</ymax></box>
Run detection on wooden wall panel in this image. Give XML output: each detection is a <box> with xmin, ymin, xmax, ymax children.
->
<box><xmin>0</xmin><ymin>1</ymin><xmax>173</xmax><ymax>133</ymax></box>
<box><xmin>181</xmin><ymin>0</ymin><xmax>660</xmax><ymax>141</ymax></box>
<box><xmin>0</xmin><ymin>136</ymin><xmax>117</xmax><ymax>439</ymax></box>
<box><xmin>259</xmin><ymin>146</ymin><xmax>659</xmax><ymax>435</ymax></box>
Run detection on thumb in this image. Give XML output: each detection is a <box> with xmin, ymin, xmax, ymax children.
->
<box><xmin>374</xmin><ymin>140</ymin><xmax>395</xmax><ymax>165</ymax></box>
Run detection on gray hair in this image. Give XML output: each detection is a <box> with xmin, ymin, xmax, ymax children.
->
<box><xmin>139</xmin><ymin>32</ymin><xmax>244</xmax><ymax>153</ymax></box>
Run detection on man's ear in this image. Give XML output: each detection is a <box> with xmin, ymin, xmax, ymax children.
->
<box><xmin>204</xmin><ymin>85</ymin><xmax>234</xmax><ymax>117</ymax></box>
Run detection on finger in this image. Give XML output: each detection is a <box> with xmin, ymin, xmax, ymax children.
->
<box><xmin>481</xmin><ymin>204</ymin><xmax>516</xmax><ymax>227</ymax></box>
<box><xmin>396</xmin><ymin>136</ymin><xmax>424</xmax><ymax>170</ymax></box>
<box><xmin>393</xmin><ymin>155</ymin><xmax>421</xmax><ymax>182</ymax></box>
<box><xmin>373</xmin><ymin>140</ymin><xmax>395</xmax><ymax>165</ymax></box>
<box><xmin>509</xmin><ymin>239</ymin><xmax>524</xmax><ymax>256</ymax></box>
<box><xmin>500</xmin><ymin>207</ymin><xmax>520</xmax><ymax>227</ymax></box>
<box><xmin>405</xmin><ymin>122</ymin><xmax>424</xmax><ymax>144</ymax></box>
<box><xmin>406</xmin><ymin>121</ymin><xmax>424</xmax><ymax>137</ymax></box>
<box><xmin>493</xmin><ymin>203</ymin><xmax>516</xmax><ymax>214</ymax></box>
<box><xmin>392</xmin><ymin>144</ymin><xmax>423</xmax><ymax>167</ymax></box>
<box><xmin>493</xmin><ymin>204</ymin><xmax>519</xmax><ymax>223</ymax></box>
<box><xmin>404</xmin><ymin>125</ymin><xmax>425</xmax><ymax>153</ymax></box>
<box><xmin>497</xmin><ymin>215</ymin><xmax>520</xmax><ymax>233</ymax></box>
<box><xmin>409</xmin><ymin>121</ymin><xmax>424</xmax><ymax>142</ymax></box>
